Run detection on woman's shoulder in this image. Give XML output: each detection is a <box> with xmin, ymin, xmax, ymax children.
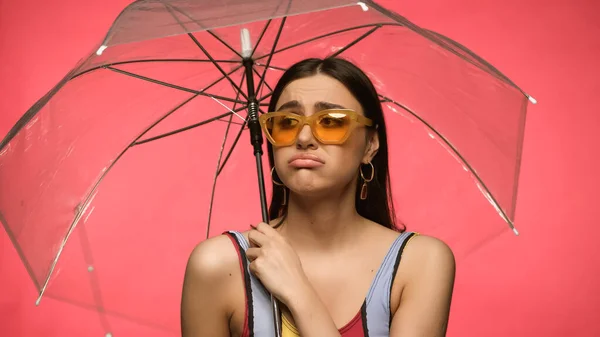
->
<box><xmin>394</xmin><ymin>231</ymin><xmax>455</xmax><ymax>287</ymax></box>
<box><xmin>369</xmin><ymin>221</ymin><xmax>454</xmax><ymax>267</ymax></box>
<box><xmin>181</xmin><ymin>232</ymin><xmax>249</xmax><ymax>334</ymax></box>
<box><xmin>402</xmin><ymin>234</ymin><xmax>454</xmax><ymax>264</ymax></box>
<box><xmin>184</xmin><ymin>231</ymin><xmax>249</xmax><ymax>282</ymax></box>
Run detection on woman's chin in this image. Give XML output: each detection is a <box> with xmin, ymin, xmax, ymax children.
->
<box><xmin>287</xmin><ymin>180</ymin><xmax>340</xmax><ymax>199</ymax></box>
<box><xmin>287</xmin><ymin>180</ymin><xmax>324</xmax><ymax>195</ymax></box>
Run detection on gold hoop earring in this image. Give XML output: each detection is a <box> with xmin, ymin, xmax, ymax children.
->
<box><xmin>271</xmin><ymin>167</ymin><xmax>287</xmax><ymax>206</ymax></box>
<box><xmin>271</xmin><ymin>167</ymin><xmax>284</xmax><ymax>186</ymax></box>
<box><xmin>360</xmin><ymin>162</ymin><xmax>375</xmax><ymax>200</ymax></box>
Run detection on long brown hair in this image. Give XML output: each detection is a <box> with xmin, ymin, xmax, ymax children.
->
<box><xmin>266</xmin><ymin>57</ymin><xmax>403</xmax><ymax>232</ymax></box>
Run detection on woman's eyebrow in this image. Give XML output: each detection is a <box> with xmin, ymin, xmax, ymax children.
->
<box><xmin>276</xmin><ymin>100</ymin><xmax>303</xmax><ymax>111</ymax></box>
<box><xmin>315</xmin><ymin>101</ymin><xmax>347</xmax><ymax>110</ymax></box>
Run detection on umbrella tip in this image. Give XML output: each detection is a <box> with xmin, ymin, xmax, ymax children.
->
<box><xmin>528</xmin><ymin>95</ymin><xmax>537</xmax><ymax>104</ymax></box>
<box><xmin>240</xmin><ymin>28</ymin><xmax>252</xmax><ymax>59</ymax></box>
<box><xmin>512</xmin><ymin>227</ymin><xmax>520</xmax><ymax>236</ymax></box>
<box><xmin>96</xmin><ymin>45</ymin><xmax>108</xmax><ymax>56</ymax></box>
<box><xmin>357</xmin><ymin>2</ymin><xmax>369</xmax><ymax>11</ymax></box>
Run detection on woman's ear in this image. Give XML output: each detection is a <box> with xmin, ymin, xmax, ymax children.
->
<box><xmin>362</xmin><ymin>131</ymin><xmax>379</xmax><ymax>163</ymax></box>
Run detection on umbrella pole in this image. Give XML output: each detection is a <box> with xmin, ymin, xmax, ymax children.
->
<box><xmin>243</xmin><ymin>59</ymin><xmax>270</xmax><ymax>222</ymax></box>
<box><xmin>242</xmin><ymin>53</ymin><xmax>283</xmax><ymax>337</ymax></box>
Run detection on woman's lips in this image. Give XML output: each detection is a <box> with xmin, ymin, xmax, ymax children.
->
<box><xmin>288</xmin><ymin>153</ymin><xmax>325</xmax><ymax>168</ymax></box>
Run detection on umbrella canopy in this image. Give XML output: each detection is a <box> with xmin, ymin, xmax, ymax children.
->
<box><xmin>0</xmin><ymin>0</ymin><xmax>534</xmax><ymax>335</ymax></box>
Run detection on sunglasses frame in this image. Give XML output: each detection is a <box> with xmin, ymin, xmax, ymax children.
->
<box><xmin>258</xmin><ymin>108</ymin><xmax>374</xmax><ymax>147</ymax></box>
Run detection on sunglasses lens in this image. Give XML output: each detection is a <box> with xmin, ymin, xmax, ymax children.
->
<box><xmin>314</xmin><ymin>111</ymin><xmax>351</xmax><ymax>143</ymax></box>
<box><xmin>262</xmin><ymin>110</ymin><xmax>354</xmax><ymax>145</ymax></box>
<box><xmin>265</xmin><ymin>115</ymin><xmax>301</xmax><ymax>145</ymax></box>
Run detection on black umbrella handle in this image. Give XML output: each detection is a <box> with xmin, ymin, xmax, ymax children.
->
<box><xmin>243</xmin><ymin>58</ymin><xmax>270</xmax><ymax>223</ymax></box>
<box><xmin>243</xmin><ymin>56</ymin><xmax>283</xmax><ymax>337</ymax></box>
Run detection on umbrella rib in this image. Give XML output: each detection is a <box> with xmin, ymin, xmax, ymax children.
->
<box><xmin>0</xmin><ymin>24</ymin><xmax>391</xmax><ymax>154</ymax></box>
<box><xmin>0</xmin><ymin>212</ymin><xmax>41</xmax><ymax>291</ymax></box>
<box><xmin>34</xmin><ymin>64</ymin><xmax>246</xmax><ymax>303</ymax></box>
<box><xmin>380</xmin><ymin>94</ymin><xmax>518</xmax><ymax>234</ymax></box>
<box><xmin>364</xmin><ymin>0</ymin><xmax>530</xmax><ymax>96</ymax></box>
<box><xmin>206</xmin><ymin>71</ymin><xmax>247</xmax><ymax>239</ymax></box>
<box><xmin>105</xmin><ymin>66</ymin><xmax>245</xmax><ymax>104</ymax></box>
<box><xmin>132</xmin><ymin>64</ymin><xmax>244</xmax><ymax>142</ymax></box>
<box><xmin>216</xmin><ymin>118</ymin><xmax>248</xmax><ymax>177</ymax></box>
<box><xmin>132</xmin><ymin>109</ymin><xmax>242</xmax><ymax>146</ymax></box>
<box><xmin>255</xmin><ymin>63</ymin><xmax>288</xmax><ymax>72</ymax></box>
<box><xmin>330</xmin><ymin>25</ymin><xmax>380</xmax><ymax>58</ymax></box>
<box><xmin>216</xmin><ymin>60</ymin><xmax>280</xmax><ymax>174</ymax></box>
<box><xmin>206</xmin><ymin>30</ymin><xmax>243</xmax><ymax>59</ymax></box>
<box><xmin>211</xmin><ymin>59</ymin><xmax>278</xmax><ymax>175</ymax></box>
<box><xmin>72</xmin><ymin>59</ymin><xmax>240</xmax><ymax>80</ymax></box>
<box><xmin>258</xmin><ymin>91</ymin><xmax>274</xmax><ymax>103</ymax></box>
<box><xmin>254</xmin><ymin>23</ymin><xmax>384</xmax><ymax>62</ymax></box>
<box><xmin>252</xmin><ymin>64</ymin><xmax>275</xmax><ymax>102</ymax></box>
<box><xmin>34</xmin><ymin>93</ymin><xmax>204</xmax><ymax>304</ymax></box>
<box><xmin>186</xmin><ymin>33</ymin><xmax>249</xmax><ymax>101</ymax></box>
<box><xmin>248</xmin><ymin>0</ymin><xmax>291</xmax><ymax>59</ymax></box>
<box><xmin>251</xmin><ymin>19</ymin><xmax>272</xmax><ymax>58</ymax></box>
<box><xmin>162</xmin><ymin>0</ymin><xmax>288</xmax><ymax>58</ymax></box>
<box><xmin>77</xmin><ymin>224</ymin><xmax>113</xmax><ymax>333</ymax></box>
<box><xmin>256</xmin><ymin>17</ymin><xmax>287</xmax><ymax>97</ymax></box>
<box><xmin>216</xmin><ymin>118</ymin><xmax>245</xmax><ymax>126</ymax></box>
<box><xmin>206</xmin><ymin>113</ymin><xmax>236</xmax><ymax>239</ymax></box>
<box><xmin>0</xmin><ymin>65</ymin><xmax>80</xmax><ymax>151</ymax></box>
<box><xmin>424</xmin><ymin>29</ymin><xmax>527</xmax><ymax>96</ymax></box>
<box><xmin>216</xmin><ymin>68</ymin><xmax>255</xmax><ymax>177</ymax></box>
<box><xmin>162</xmin><ymin>2</ymin><xmax>243</xmax><ymax>59</ymax></box>
<box><xmin>164</xmin><ymin>0</ymin><xmax>261</xmax><ymax>101</ymax></box>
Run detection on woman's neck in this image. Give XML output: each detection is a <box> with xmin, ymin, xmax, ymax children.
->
<box><xmin>278</xmin><ymin>184</ymin><xmax>365</xmax><ymax>252</ymax></box>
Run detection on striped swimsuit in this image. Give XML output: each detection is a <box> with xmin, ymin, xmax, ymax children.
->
<box><xmin>224</xmin><ymin>230</ymin><xmax>417</xmax><ymax>337</ymax></box>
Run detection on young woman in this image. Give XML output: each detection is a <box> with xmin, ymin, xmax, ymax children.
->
<box><xmin>181</xmin><ymin>57</ymin><xmax>456</xmax><ymax>337</ymax></box>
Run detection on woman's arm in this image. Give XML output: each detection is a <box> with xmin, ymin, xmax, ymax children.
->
<box><xmin>285</xmin><ymin>284</ymin><xmax>342</xmax><ymax>337</ymax></box>
<box><xmin>390</xmin><ymin>235</ymin><xmax>456</xmax><ymax>337</ymax></box>
<box><xmin>181</xmin><ymin>235</ymin><xmax>236</xmax><ymax>337</ymax></box>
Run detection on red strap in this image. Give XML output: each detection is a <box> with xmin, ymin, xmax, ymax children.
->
<box><xmin>224</xmin><ymin>233</ymin><xmax>250</xmax><ymax>337</ymax></box>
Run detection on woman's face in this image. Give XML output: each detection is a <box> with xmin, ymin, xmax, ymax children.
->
<box><xmin>272</xmin><ymin>74</ymin><xmax>379</xmax><ymax>197</ymax></box>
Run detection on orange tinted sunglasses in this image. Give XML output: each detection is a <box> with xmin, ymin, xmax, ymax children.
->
<box><xmin>259</xmin><ymin>109</ymin><xmax>374</xmax><ymax>147</ymax></box>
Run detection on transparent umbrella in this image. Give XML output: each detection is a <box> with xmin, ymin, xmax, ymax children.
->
<box><xmin>0</xmin><ymin>0</ymin><xmax>535</xmax><ymax>335</ymax></box>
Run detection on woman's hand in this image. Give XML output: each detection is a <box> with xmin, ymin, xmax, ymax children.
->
<box><xmin>246</xmin><ymin>223</ymin><xmax>342</xmax><ymax>337</ymax></box>
<box><xmin>245</xmin><ymin>222</ymin><xmax>310</xmax><ymax>306</ymax></box>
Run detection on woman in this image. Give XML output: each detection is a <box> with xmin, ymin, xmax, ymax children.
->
<box><xmin>181</xmin><ymin>57</ymin><xmax>456</xmax><ymax>337</ymax></box>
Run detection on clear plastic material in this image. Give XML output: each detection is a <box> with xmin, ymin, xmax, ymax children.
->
<box><xmin>0</xmin><ymin>0</ymin><xmax>531</xmax><ymax>335</ymax></box>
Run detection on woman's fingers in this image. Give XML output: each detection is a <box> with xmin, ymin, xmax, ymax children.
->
<box><xmin>255</xmin><ymin>222</ymin><xmax>278</xmax><ymax>237</ymax></box>
<box><xmin>247</xmin><ymin>248</ymin><xmax>263</xmax><ymax>277</ymax></box>
<box><xmin>246</xmin><ymin>247</ymin><xmax>261</xmax><ymax>261</ymax></box>
<box><xmin>248</xmin><ymin>227</ymin><xmax>269</xmax><ymax>247</ymax></box>
<box><xmin>248</xmin><ymin>258</ymin><xmax>261</xmax><ymax>277</ymax></box>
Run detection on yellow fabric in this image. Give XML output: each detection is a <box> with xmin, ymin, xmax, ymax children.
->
<box><xmin>282</xmin><ymin>313</ymin><xmax>300</xmax><ymax>337</ymax></box>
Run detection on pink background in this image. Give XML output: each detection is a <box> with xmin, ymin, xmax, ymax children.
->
<box><xmin>1</xmin><ymin>0</ymin><xmax>598</xmax><ymax>336</ymax></box>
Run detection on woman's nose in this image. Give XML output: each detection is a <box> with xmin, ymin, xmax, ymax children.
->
<box><xmin>296</xmin><ymin>124</ymin><xmax>317</xmax><ymax>149</ymax></box>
